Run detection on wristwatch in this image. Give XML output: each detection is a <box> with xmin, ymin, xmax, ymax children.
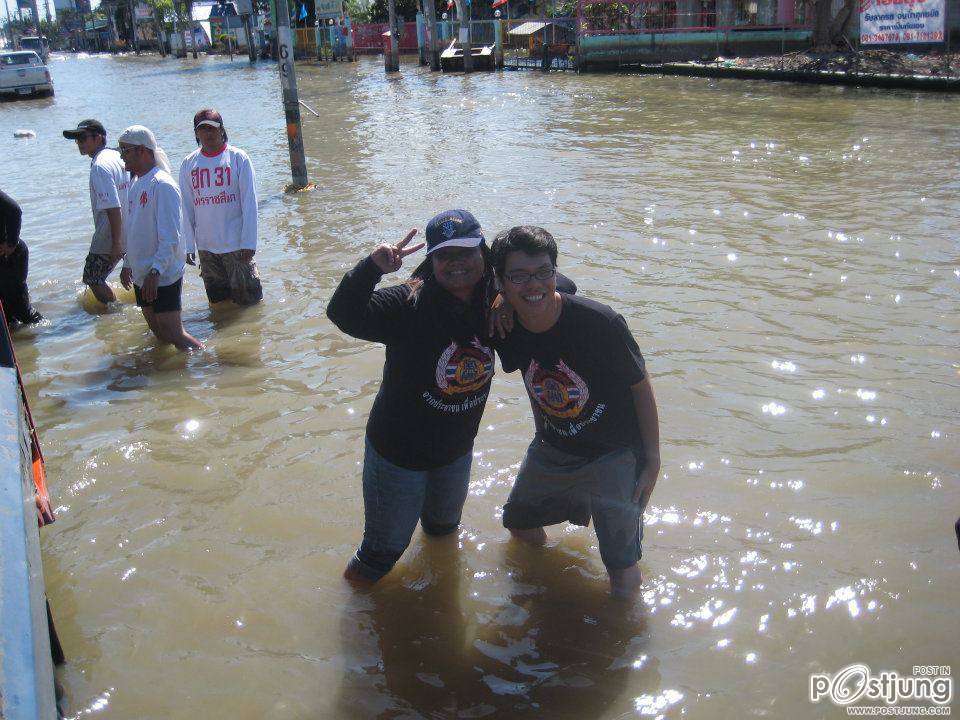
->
<box><xmin>148</xmin><ymin>268</ymin><xmax>160</xmax><ymax>277</ymax></box>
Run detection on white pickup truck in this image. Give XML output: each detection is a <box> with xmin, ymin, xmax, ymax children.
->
<box><xmin>0</xmin><ymin>51</ymin><xmax>54</xmax><ymax>99</ymax></box>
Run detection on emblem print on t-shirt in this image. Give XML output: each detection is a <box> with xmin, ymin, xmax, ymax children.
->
<box><xmin>435</xmin><ymin>338</ymin><xmax>494</xmax><ymax>396</ymax></box>
<box><xmin>523</xmin><ymin>359</ymin><xmax>589</xmax><ymax>419</ymax></box>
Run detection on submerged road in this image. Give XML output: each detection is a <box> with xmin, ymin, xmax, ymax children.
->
<box><xmin>0</xmin><ymin>52</ymin><xmax>957</xmax><ymax>719</ymax></box>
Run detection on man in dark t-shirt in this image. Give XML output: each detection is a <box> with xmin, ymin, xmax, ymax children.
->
<box><xmin>491</xmin><ymin>225</ymin><xmax>661</xmax><ymax>597</ymax></box>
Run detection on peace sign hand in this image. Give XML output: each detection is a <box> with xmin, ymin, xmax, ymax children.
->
<box><xmin>371</xmin><ymin>229</ymin><xmax>426</xmax><ymax>274</ymax></box>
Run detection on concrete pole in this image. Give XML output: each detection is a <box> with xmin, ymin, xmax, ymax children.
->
<box><xmin>245</xmin><ymin>13</ymin><xmax>256</xmax><ymax>60</ymax></box>
<box><xmin>129</xmin><ymin>0</ymin><xmax>140</xmax><ymax>53</ymax></box>
<box><xmin>425</xmin><ymin>0</ymin><xmax>439</xmax><ymax>69</ymax></box>
<box><xmin>386</xmin><ymin>0</ymin><xmax>399</xmax><ymax>70</ymax></box>
<box><xmin>173</xmin><ymin>0</ymin><xmax>184</xmax><ymax>55</ymax></box>
<box><xmin>185</xmin><ymin>0</ymin><xmax>197</xmax><ymax>57</ymax></box>
<box><xmin>4</xmin><ymin>0</ymin><xmax>15</xmax><ymax>47</ymax></box>
<box><xmin>79</xmin><ymin>3</ymin><xmax>86</xmax><ymax>50</ymax></box>
<box><xmin>275</xmin><ymin>0</ymin><xmax>308</xmax><ymax>188</ymax></box>
<box><xmin>460</xmin><ymin>0</ymin><xmax>472</xmax><ymax>71</ymax></box>
<box><xmin>416</xmin><ymin>10</ymin><xmax>424</xmax><ymax>64</ymax></box>
<box><xmin>154</xmin><ymin>13</ymin><xmax>164</xmax><ymax>54</ymax></box>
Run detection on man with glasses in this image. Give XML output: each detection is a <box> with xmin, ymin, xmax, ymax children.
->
<box><xmin>490</xmin><ymin>225</ymin><xmax>661</xmax><ymax>598</ymax></box>
<box><xmin>62</xmin><ymin>119</ymin><xmax>130</xmax><ymax>305</ymax></box>
<box><xmin>178</xmin><ymin>109</ymin><xmax>262</xmax><ymax>306</ymax></box>
<box><xmin>117</xmin><ymin>126</ymin><xmax>203</xmax><ymax>352</ymax></box>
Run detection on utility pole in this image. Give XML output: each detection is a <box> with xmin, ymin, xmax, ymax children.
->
<box><xmin>129</xmin><ymin>0</ymin><xmax>140</xmax><ymax>53</ymax></box>
<box><xmin>386</xmin><ymin>0</ymin><xmax>399</xmax><ymax>70</ymax></box>
<box><xmin>247</xmin><ymin>12</ymin><xmax>256</xmax><ymax>61</ymax></box>
<box><xmin>185</xmin><ymin>0</ymin><xmax>197</xmax><ymax>57</ymax></box>
<box><xmin>4</xmin><ymin>0</ymin><xmax>15</xmax><ymax>47</ymax></box>
<box><xmin>276</xmin><ymin>0</ymin><xmax>308</xmax><ymax>188</ymax></box>
<box><xmin>460</xmin><ymin>0</ymin><xmax>472</xmax><ymax>72</ymax></box>
<box><xmin>425</xmin><ymin>0</ymin><xmax>438</xmax><ymax>69</ymax></box>
<box><xmin>77</xmin><ymin>0</ymin><xmax>85</xmax><ymax>50</ymax></box>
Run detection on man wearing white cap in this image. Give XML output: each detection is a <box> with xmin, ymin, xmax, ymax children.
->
<box><xmin>117</xmin><ymin>126</ymin><xmax>203</xmax><ymax>351</ymax></box>
<box><xmin>178</xmin><ymin>109</ymin><xmax>262</xmax><ymax>306</ymax></box>
<box><xmin>62</xmin><ymin>118</ymin><xmax>131</xmax><ymax>305</ymax></box>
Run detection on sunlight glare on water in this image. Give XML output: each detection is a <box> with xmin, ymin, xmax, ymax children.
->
<box><xmin>0</xmin><ymin>53</ymin><xmax>957</xmax><ymax>719</ymax></box>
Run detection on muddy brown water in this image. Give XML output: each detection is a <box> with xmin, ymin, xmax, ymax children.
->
<box><xmin>1</xmin><ymin>53</ymin><xmax>957</xmax><ymax>719</ymax></box>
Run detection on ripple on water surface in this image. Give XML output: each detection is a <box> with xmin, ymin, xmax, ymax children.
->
<box><xmin>2</xmin><ymin>55</ymin><xmax>958</xmax><ymax>719</ymax></box>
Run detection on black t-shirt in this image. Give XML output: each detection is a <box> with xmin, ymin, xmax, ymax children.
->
<box><xmin>497</xmin><ymin>293</ymin><xmax>647</xmax><ymax>459</ymax></box>
<box><xmin>327</xmin><ymin>256</ymin><xmax>496</xmax><ymax>470</ymax></box>
<box><xmin>0</xmin><ymin>189</ymin><xmax>22</xmax><ymax>247</ymax></box>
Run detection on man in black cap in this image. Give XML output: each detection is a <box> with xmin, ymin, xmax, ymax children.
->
<box><xmin>0</xmin><ymin>189</ymin><xmax>43</xmax><ymax>327</ymax></box>
<box><xmin>62</xmin><ymin>119</ymin><xmax>131</xmax><ymax>306</ymax></box>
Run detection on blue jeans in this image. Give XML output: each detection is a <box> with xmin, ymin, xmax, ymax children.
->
<box><xmin>350</xmin><ymin>438</ymin><xmax>473</xmax><ymax>581</ymax></box>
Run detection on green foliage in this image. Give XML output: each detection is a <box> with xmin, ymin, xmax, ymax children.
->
<box><xmin>148</xmin><ymin>0</ymin><xmax>176</xmax><ymax>25</ymax></box>
<box><xmin>582</xmin><ymin>1</ymin><xmax>629</xmax><ymax>28</ymax></box>
<box><xmin>368</xmin><ymin>0</ymin><xmax>420</xmax><ymax>22</ymax></box>
<box><xmin>345</xmin><ymin>0</ymin><xmax>374</xmax><ymax>22</ymax></box>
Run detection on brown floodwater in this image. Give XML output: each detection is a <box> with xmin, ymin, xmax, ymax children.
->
<box><xmin>1</xmin><ymin>52</ymin><xmax>958</xmax><ymax>719</ymax></box>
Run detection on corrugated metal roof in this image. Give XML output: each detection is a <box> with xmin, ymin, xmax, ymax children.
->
<box><xmin>508</xmin><ymin>21</ymin><xmax>550</xmax><ymax>35</ymax></box>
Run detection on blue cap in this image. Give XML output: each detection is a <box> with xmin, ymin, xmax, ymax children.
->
<box><xmin>424</xmin><ymin>209</ymin><xmax>484</xmax><ymax>255</ymax></box>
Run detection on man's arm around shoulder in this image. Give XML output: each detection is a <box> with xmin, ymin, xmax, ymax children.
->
<box><xmin>631</xmin><ymin>376</ymin><xmax>660</xmax><ymax>507</ymax></box>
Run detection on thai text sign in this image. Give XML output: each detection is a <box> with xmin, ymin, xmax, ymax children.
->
<box><xmin>860</xmin><ymin>0</ymin><xmax>944</xmax><ymax>44</ymax></box>
<box><xmin>316</xmin><ymin>0</ymin><xmax>343</xmax><ymax>18</ymax></box>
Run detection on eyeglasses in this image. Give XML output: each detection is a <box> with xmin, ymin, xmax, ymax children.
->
<box><xmin>504</xmin><ymin>267</ymin><xmax>556</xmax><ymax>285</ymax></box>
<box><xmin>118</xmin><ymin>145</ymin><xmax>139</xmax><ymax>156</ymax></box>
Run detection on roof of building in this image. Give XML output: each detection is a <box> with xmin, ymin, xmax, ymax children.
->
<box><xmin>508</xmin><ymin>21</ymin><xmax>551</xmax><ymax>35</ymax></box>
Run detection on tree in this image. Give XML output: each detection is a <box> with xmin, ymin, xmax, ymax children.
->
<box><xmin>148</xmin><ymin>0</ymin><xmax>176</xmax><ymax>27</ymax></box>
<box><xmin>345</xmin><ymin>0</ymin><xmax>374</xmax><ymax>22</ymax></box>
<box><xmin>368</xmin><ymin>0</ymin><xmax>419</xmax><ymax>21</ymax></box>
<box><xmin>810</xmin><ymin>0</ymin><xmax>855</xmax><ymax>49</ymax></box>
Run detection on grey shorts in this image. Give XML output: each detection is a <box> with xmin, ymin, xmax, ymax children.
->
<box><xmin>198</xmin><ymin>250</ymin><xmax>263</xmax><ymax>305</ymax></box>
<box><xmin>82</xmin><ymin>252</ymin><xmax>118</xmax><ymax>286</ymax></box>
<box><xmin>503</xmin><ymin>437</ymin><xmax>649</xmax><ymax>570</ymax></box>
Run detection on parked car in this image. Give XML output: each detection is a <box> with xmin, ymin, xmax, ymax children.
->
<box><xmin>0</xmin><ymin>51</ymin><xmax>54</xmax><ymax>99</ymax></box>
<box><xmin>18</xmin><ymin>36</ymin><xmax>50</xmax><ymax>62</ymax></box>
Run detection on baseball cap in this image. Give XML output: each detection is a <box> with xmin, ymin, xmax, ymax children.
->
<box><xmin>194</xmin><ymin>109</ymin><xmax>224</xmax><ymax>129</ymax></box>
<box><xmin>62</xmin><ymin>119</ymin><xmax>106</xmax><ymax>139</ymax></box>
<box><xmin>424</xmin><ymin>209</ymin><xmax>484</xmax><ymax>255</ymax></box>
<box><xmin>117</xmin><ymin>125</ymin><xmax>158</xmax><ymax>150</ymax></box>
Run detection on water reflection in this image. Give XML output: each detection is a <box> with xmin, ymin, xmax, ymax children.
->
<box><xmin>337</xmin><ymin>535</ymin><xmax>654</xmax><ymax>719</ymax></box>
<box><xmin>2</xmin><ymin>53</ymin><xmax>958</xmax><ymax>718</ymax></box>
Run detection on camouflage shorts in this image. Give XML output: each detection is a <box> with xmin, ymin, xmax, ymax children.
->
<box><xmin>82</xmin><ymin>252</ymin><xmax>118</xmax><ymax>286</ymax></box>
<box><xmin>198</xmin><ymin>250</ymin><xmax>263</xmax><ymax>306</ymax></box>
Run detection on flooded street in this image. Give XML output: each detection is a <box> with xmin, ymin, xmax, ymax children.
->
<box><xmin>1</xmin><ymin>53</ymin><xmax>958</xmax><ymax>718</ymax></box>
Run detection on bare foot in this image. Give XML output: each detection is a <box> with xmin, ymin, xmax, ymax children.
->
<box><xmin>509</xmin><ymin>527</ymin><xmax>547</xmax><ymax>545</ymax></box>
<box><xmin>608</xmin><ymin>564</ymin><xmax>642</xmax><ymax>598</ymax></box>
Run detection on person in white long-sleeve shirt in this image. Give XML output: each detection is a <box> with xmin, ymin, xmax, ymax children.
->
<box><xmin>118</xmin><ymin>125</ymin><xmax>204</xmax><ymax>352</ymax></box>
<box><xmin>179</xmin><ymin>109</ymin><xmax>262</xmax><ymax>306</ymax></box>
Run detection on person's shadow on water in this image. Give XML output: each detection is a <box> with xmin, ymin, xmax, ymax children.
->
<box><xmin>468</xmin><ymin>538</ymin><xmax>661</xmax><ymax>719</ymax></box>
<box><xmin>335</xmin><ymin>533</ymin><xmax>661</xmax><ymax>720</ymax></box>
<box><xmin>334</xmin><ymin>535</ymin><xmax>476</xmax><ymax>720</ymax></box>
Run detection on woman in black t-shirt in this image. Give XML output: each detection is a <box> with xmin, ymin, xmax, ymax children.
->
<box><xmin>327</xmin><ymin>210</ymin><xmax>502</xmax><ymax>583</ymax></box>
